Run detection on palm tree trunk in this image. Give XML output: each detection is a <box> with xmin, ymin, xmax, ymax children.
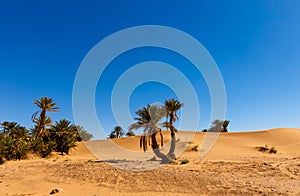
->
<box><xmin>167</xmin><ymin>116</ymin><xmax>177</xmax><ymax>160</ymax></box>
<box><xmin>151</xmin><ymin>133</ymin><xmax>171</xmax><ymax>164</ymax></box>
<box><xmin>167</xmin><ymin>128</ymin><xmax>177</xmax><ymax>160</ymax></box>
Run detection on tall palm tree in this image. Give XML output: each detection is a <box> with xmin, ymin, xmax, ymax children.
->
<box><xmin>32</xmin><ymin>96</ymin><xmax>59</xmax><ymax>138</ymax></box>
<box><xmin>129</xmin><ymin>104</ymin><xmax>170</xmax><ymax>163</ymax></box>
<box><xmin>164</xmin><ymin>98</ymin><xmax>184</xmax><ymax>160</ymax></box>
<box><xmin>113</xmin><ymin>126</ymin><xmax>124</xmax><ymax>138</ymax></box>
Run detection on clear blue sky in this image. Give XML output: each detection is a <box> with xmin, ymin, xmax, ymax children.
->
<box><xmin>1</xmin><ymin>1</ymin><xmax>299</xmax><ymax>138</ymax></box>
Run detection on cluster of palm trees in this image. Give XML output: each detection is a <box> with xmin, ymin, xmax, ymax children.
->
<box><xmin>128</xmin><ymin>98</ymin><xmax>184</xmax><ymax>163</ymax></box>
<box><xmin>107</xmin><ymin>126</ymin><xmax>136</xmax><ymax>139</ymax></box>
<box><xmin>0</xmin><ymin>96</ymin><xmax>93</xmax><ymax>164</ymax></box>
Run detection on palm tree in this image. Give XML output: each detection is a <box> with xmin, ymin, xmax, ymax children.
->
<box><xmin>126</xmin><ymin>130</ymin><xmax>135</xmax><ymax>137</ymax></box>
<box><xmin>50</xmin><ymin>119</ymin><xmax>77</xmax><ymax>155</ymax></box>
<box><xmin>0</xmin><ymin>121</ymin><xmax>28</xmax><ymax>139</ymax></box>
<box><xmin>129</xmin><ymin>104</ymin><xmax>170</xmax><ymax>163</ymax></box>
<box><xmin>72</xmin><ymin>125</ymin><xmax>93</xmax><ymax>141</ymax></box>
<box><xmin>113</xmin><ymin>126</ymin><xmax>124</xmax><ymax>138</ymax></box>
<box><xmin>0</xmin><ymin>121</ymin><xmax>17</xmax><ymax>135</ymax></box>
<box><xmin>107</xmin><ymin>131</ymin><xmax>116</xmax><ymax>139</ymax></box>
<box><xmin>164</xmin><ymin>98</ymin><xmax>184</xmax><ymax>160</ymax></box>
<box><xmin>32</xmin><ymin>97</ymin><xmax>59</xmax><ymax>138</ymax></box>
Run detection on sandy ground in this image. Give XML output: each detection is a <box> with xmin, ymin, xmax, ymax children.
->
<box><xmin>0</xmin><ymin>128</ymin><xmax>300</xmax><ymax>195</ymax></box>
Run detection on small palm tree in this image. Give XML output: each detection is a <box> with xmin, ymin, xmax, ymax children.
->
<box><xmin>129</xmin><ymin>104</ymin><xmax>170</xmax><ymax>163</ymax></box>
<box><xmin>32</xmin><ymin>97</ymin><xmax>59</xmax><ymax>138</ymax></box>
<box><xmin>126</xmin><ymin>130</ymin><xmax>135</xmax><ymax>137</ymax></box>
<box><xmin>164</xmin><ymin>98</ymin><xmax>184</xmax><ymax>160</ymax></box>
<box><xmin>113</xmin><ymin>126</ymin><xmax>124</xmax><ymax>138</ymax></box>
<box><xmin>107</xmin><ymin>131</ymin><xmax>116</xmax><ymax>139</ymax></box>
<box><xmin>72</xmin><ymin>125</ymin><xmax>93</xmax><ymax>141</ymax></box>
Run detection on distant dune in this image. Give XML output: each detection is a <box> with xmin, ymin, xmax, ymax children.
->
<box><xmin>74</xmin><ymin>128</ymin><xmax>300</xmax><ymax>159</ymax></box>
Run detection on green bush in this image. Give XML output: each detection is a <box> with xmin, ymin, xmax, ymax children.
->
<box><xmin>181</xmin><ymin>159</ymin><xmax>189</xmax><ymax>164</ymax></box>
<box><xmin>29</xmin><ymin>138</ymin><xmax>55</xmax><ymax>158</ymax></box>
<box><xmin>0</xmin><ymin>136</ymin><xmax>29</xmax><ymax>161</ymax></box>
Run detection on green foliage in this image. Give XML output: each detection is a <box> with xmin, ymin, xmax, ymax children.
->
<box><xmin>0</xmin><ymin>96</ymin><xmax>91</xmax><ymax>163</ymax></box>
<box><xmin>108</xmin><ymin>126</ymin><xmax>124</xmax><ymax>139</ymax></box>
<box><xmin>107</xmin><ymin>131</ymin><xmax>116</xmax><ymax>139</ymax></box>
<box><xmin>113</xmin><ymin>126</ymin><xmax>124</xmax><ymax>138</ymax></box>
<box><xmin>126</xmin><ymin>130</ymin><xmax>135</xmax><ymax>137</ymax></box>
<box><xmin>0</xmin><ymin>122</ymin><xmax>30</xmax><ymax>162</ymax></box>
<box><xmin>29</xmin><ymin>137</ymin><xmax>54</xmax><ymax>158</ymax></box>
<box><xmin>49</xmin><ymin>119</ymin><xmax>77</xmax><ymax>155</ymax></box>
<box><xmin>32</xmin><ymin>96</ymin><xmax>59</xmax><ymax>138</ymax></box>
<box><xmin>169</xmin><ymin>161</ymin><xmax>178</xmax><ymax>165</ymax></box>
<box><xmin>0</xmin><ymin>135</ymin><xmax>29</xmax><ymax>161</ymax></box>
<box><xmin>73</xmin><ymin>126</ymin><xmax>93</xmax><ymax>141</ymax></box>
<box><xmin>181</xmin><ymin>159</ymin><xmax>189</xmax><ymax>164</ymax></box>
<box><xmin>129</xmin><ymin>104</ymin><xmax>166</xmax><ymax>151</ymax></box>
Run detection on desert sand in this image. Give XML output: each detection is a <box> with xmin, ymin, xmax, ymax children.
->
<box><xmin>0</xmin><ymin>128</ymin><xmax>300</xmax><ymax>195</ymax></box>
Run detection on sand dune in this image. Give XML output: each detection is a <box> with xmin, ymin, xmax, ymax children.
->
<box><xmin>0</xmin><ymin>128</ymin><xmax>300</xmax><ymax>195</ymax></box>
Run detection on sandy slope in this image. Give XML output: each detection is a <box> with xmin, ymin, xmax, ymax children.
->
<box><xmin>0</xmin><ymin>128</ymin><xmax>300</xmax><ymax>195</ymax></box>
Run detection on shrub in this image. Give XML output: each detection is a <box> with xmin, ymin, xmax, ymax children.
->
<box><xmin>269</xmin><ymin>146</ymin><xmax>277</xmax><ymax>154</ymax></box>
<box><xmin>258</xmin><ymin>145</ymin><xmax>269</xmax><ymax>152</ymax></box>
<box><xmin>257</xmin><ymin>145</ymin><xmax>277</xmax><ymax>154</ymax></box>
<box><xmin>169</xmin><ymin>161</ymin><xmax>178</xmax><ymax>165</ymax></box>
<box><xmin>29</xmin><ymin>138</ymin><xmax>55</xmax><ymax>158</ymax></box>
<box><xmin>191</xmin><ymin>145</ymin><xmax>199</xmax><ymax>152</ymax></box>
<box><xmin>72</xmin><ymin>126</ymin><xmax>93</xmax><ymax>141</ymax></box>
<box><xmin>181</xmin><ymin>159</ymin><xmax>189</xmax><ymax>164</ymax></box>
<box><xmin>0</xmin><ymin>136</ymin><xmax>29</xmax><ymax>161</ymax></box>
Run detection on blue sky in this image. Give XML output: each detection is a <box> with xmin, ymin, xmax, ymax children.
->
<box><xmin>1</xmin><ymin>1</ymin><xmax>299</xmax><ymax>138</ymax></box>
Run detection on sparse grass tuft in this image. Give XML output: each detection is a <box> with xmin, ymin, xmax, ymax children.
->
<box><xmin>169</xmin><ymin>161</ymin><xmax>178</xmax><ymax>165</ymax></box>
